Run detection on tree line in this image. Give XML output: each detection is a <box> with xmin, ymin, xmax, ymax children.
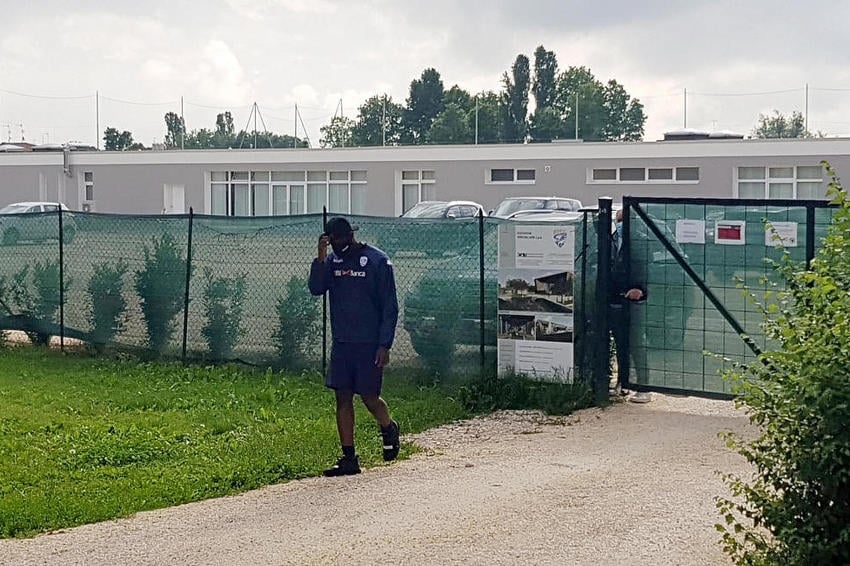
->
<box><xmin>99</xmin><ymin>44</ymin><xmax>813</xmax><ymax>150</ymax></box>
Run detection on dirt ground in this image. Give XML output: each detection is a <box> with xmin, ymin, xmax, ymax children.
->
<box><xmin>0</xmin><ymin>393</ymin><xmax>753</xmax><ymax>566</ymax></box>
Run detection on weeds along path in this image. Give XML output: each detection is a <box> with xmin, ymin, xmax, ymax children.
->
<box><xmin>0</xmin><ymin>394</ymin><xmax>752</xmax><ymax>566</ymax></box>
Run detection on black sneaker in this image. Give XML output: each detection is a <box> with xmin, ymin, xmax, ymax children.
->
<box><xmin>322</xmin><ymin>455</ymin><xmax>361</xmax><ymax>477</ymax></box>
<box><xmin>381</xmin><ymin>420</ymin><xmax>400</xmax><ymax>462</ymax></box>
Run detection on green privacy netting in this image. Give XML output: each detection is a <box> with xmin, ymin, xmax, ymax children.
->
<box><xmin>0</xmin><ymin>211</ymin><xmax>511</xmax><ymax>375</ymax></box>
<box><xmin>625</xmin><ymin>201</ymin><xmax>836</xmax><ymax>395</ymax></box>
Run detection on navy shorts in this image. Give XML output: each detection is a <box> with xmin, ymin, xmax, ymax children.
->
<box><xmin>327</xmin><ymin>342</ymin><xmax>383</xmax><ymax>396</ymax></box>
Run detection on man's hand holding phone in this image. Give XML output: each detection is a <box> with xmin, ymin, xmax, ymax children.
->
<box><xmin>318</xmin><ymin>233</ymin><xmax>330</xmax><ymax>262</ymax></box>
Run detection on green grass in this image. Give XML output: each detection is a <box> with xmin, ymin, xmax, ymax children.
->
<box><xmin>0</xmin><ymin>348</ymin><xmax>472</xmax><ymax>538</ymax></box>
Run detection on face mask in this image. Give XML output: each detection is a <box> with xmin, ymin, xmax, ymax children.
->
<box><xmin>331</xmin><ymin>242</ymin><xmax>351</xmax><ymax>257</ymax></box>
<box><xmin>615</xmin><ymin>222</ymin><xmax>623</xmax><ymax>237</ymax></box>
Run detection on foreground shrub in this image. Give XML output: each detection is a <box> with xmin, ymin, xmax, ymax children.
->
<box><xmin>134</xmin><ymin>233</ymin><xmax>187</xmax><ymax>355</ymax></box>
<box><xmin>716</xmin><ymin>162</ymin><xmax>850</xmax><ymax>565</ymax></box>
<box><xmin>201</xmin><ymin>269</ymin><xmax>246</xmax><ymax>360</ymax></box>
<box><xmin>273</xmin><ymin>276</ymin><xmax>320</xmax><ymax>369</ymax></box>
<box><xmin>459</xmin><ymin>372</ymin><xmax>593</xmax><ymax>416</ymax></box>
<box><xmin>0</xmin><ymin>261</ymin><xmax>70</xmax><ymax>346</ymax></box>
<box><xmin>87</xmin><ymin>259</ymin><xmax>129</xmax><ymax>348</ymax></box>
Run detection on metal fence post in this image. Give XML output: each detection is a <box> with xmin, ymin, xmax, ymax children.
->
<box><xmin>322</xmin><ymin>207</ymin><xmax>328</xmax><ymax>377</ymax></box>
<box><xmin>478</xmin><ymin>209</ymin><xmax>485</xmax><ymax>374</ymax></box>
<box><xmin>595</xmin><ymin>197</ymin><xmax>613</xmax><ymax>404</ymax></box>
<box><xmin>806</xmin><ymin>204</ymin><xmax>816</xmax><ymax>269</ymax></box>
<box><xmin>58</xmin><ymin>205</ymin><xmax>65</xmax><ymax>352</ymax></box>
<box><xmin>181</xmin><ymin>207</ymin><xmax>194</xmax><ymax>364</ymax></box>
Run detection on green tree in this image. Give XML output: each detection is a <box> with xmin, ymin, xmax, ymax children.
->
<box><xmin>601</xmin><ymin>80</ymin><xmax>646</xmax><ymax>141</ymax></box>
<box><xmin>428</xmin><ymin>103</ymin><xmax>472</xmax><ymax>144</ymax></box>
<box><xmin>404</xmin><ymin>68</ymin><xmax>445</xmax><ymax>143</ymax></box>
<box><xmin>469</xmin><ymin>91</ymin><xmax>503</xmax><ymax>144</ymax></box>
<box><xmin>163</xmin><ymin>112</ymin><xmax>186</xmax><ymax>149</ymax></box>
<box><xmin>753</xmin><ymin>110</ymin><xmax>810</xmax><ymax>138</ymax></box>
<box><xmin>103</xmin><ymin>127</ymin><xmax>136</xmax><ymax>151</ymax></box>
<box><xmin>501</xmin><ymin>54</ymin><xmax>531</xmax><ymax>143</ymax></box>
<box><xmin>444</xmin><ymin>85</ymin><xmax>473</xmax><ymax>112</ymax></box>
<box><xmin>532</xmin><ymin>45</ymin><xmax>558</xmax><ymax>111</ymax></box>
<box><xmin>214</xmin><ymin>111</ymin><xmax>236</xmax><ymax>147</ymax></box>
<box><xmin>319</xmin><ymin>116</ymin><xmax>355</xmax><ymax>148</ymax></box>
<box><xmin>716</xmin><ymin>162</ymin><xmax>850</xmax><ymax>564</ymax></box>
<box><xmin>529</xmin><ymin>107</ymin><xmax>568</xmax><ymax>142</ymax></box>
<box><xmin>351</xmin><ymin>94</ymin><xmax>405</xmax><ymax>146</ymax></box>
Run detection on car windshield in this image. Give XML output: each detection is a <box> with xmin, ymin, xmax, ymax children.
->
<box><xmin>492</xmin><ymin>199</ymin><xmax>548</xmax><ymax>217</ymax></box>
<box><xmin>0</xmin><ymin>204</ymin><xmax>30</xmax><ymax>214</ymax></box>
<box><xmin>403</xmin><ymin>202</ymin><xmax>448</xmax><ymax>218</ymax></box>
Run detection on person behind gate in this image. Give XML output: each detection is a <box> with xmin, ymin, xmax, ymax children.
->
<box><xmin>308</xmin><ymin>216</ymin><xmax>401</xmax><ymax>476</ymax></box>
<box><xmin>610</xmin><ymin>208</ymin><xmax>652</xmax><ymax>403</ymax></box>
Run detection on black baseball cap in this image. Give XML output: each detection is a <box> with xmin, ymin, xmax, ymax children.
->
<box><xmin>324</xmin><ymin>216</ymin><xmax>359</xmax><ymax>237</ymax></box>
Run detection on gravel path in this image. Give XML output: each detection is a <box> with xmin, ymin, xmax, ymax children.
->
<box><xmin>0</xmin><ymin>394</ymin><xmax>752</xmax><ymax>566</ymax></box>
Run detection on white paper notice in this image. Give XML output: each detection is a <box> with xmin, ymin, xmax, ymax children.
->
<box><xmin>765</xmin><ymin>222</ymin><xmax>798</xmax><ymax>247</ymax></box>
<box><xmin>514</xmin><ymin>226</ymin><xmax>574</xmax><ymax>269</ymax></box>
<box><xmin>675</xmin><ymin>219</ymin><xmax>706</xmax><ymax>244</ymax></box>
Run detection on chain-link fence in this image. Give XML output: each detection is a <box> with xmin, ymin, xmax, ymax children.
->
<box><xmin>0</xmin><ymin>209</ymin><xmax>517</xmax><ymax>378</ymax></box>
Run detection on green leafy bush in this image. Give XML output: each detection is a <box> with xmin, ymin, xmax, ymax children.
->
<box><xmin>134</xmin><ymin>233</ymin><xmax>187</xmax><ymax>355</ymax></box>
<box><xmin>0</xmin><ymin>261</ymin><xmax>69</xmax><ymax>346</ymax></box>
<box><xmin>273</xmin><ymin>276</ymin><xmax>320</xmax><ymax>369</ymax></box>
<box><xmin>716</xmin><ymin>162</ymin><xmax>850</xmax><ymax>565</ymax></box>
<box><xmin>87</xmin><ymin>260</ymin><xmax>129</xmax><ymax>348</ymax></box>
<box><xmin>459</xmin><ymin>371</ymin><xmax>593</xmax><ymax>416</ymax></box>
<box><xmin>201</xmin><ymin>269</ymin><xmax>247</xmax><ymax>360</ymax></box>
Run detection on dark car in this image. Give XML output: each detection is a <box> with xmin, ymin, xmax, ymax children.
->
<box><xmin>403</xmin><ymin>255</ymin><xmax>498</xmax><ymax>368</ymax></box>
<box><xmin>379</xmin><ymin>200</ymin><xmax>485</xmax><ymax>257</ymax></box>
<box><xmin>0</xmin><ymin>202</ymin><xmax>77</xmax><ymax>245</ymax></box>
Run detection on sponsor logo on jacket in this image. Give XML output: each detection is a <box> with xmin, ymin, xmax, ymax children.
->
<box><xmin>334</xmin><ymin>269</ymin><xmax>366</xmax><ymax>278</ymax></box>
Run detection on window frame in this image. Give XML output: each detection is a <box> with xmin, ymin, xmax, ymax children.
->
<box><xmin>485</xmin><ymin>168</ymin><xmax>537</xmax><ymax>185</ymax></box>
<box><xmin>587</xmin><ymin>166</ymin><xmax>700</xmax><ymax>184</ymax></box>
<box><xmin>735</xmin><ymin>165</ymin><xmax>825</xmax><ymax>199</ymax></box>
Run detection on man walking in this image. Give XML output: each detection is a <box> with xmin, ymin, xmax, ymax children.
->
<box><xmin>308</xmin><ymin>216</ymin><xmax>401</xmax><ymax>476</ymax></box>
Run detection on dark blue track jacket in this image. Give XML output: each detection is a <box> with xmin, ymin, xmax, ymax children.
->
<box><xmin>308</xmin><ymin>244</ymin><xmax>399</xmax><ymax>349</ymax></box>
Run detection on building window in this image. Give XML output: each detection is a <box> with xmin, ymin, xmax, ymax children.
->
<box><xmin>619</xmin><ymin>168</ymin><xmax>646</xmax><ymax>182</ymax></box>
<box><xmin>588</xmin><ymin>166</ymin><xmax>700</xmax><ymax>184</ymax></box>
<box><xmin>736</xmin><ymin>165</ymin><xmax>825</xmax><ymax>199</ymax></box>
<box><xmin>400</xmin><ymin>170</ymin><xmax>436</xmax><ymax>213</ymax></box>
<box><xmin>209</xmin><ymin>170</ymin><xmax>367</xmax><ymax>216</ymax></box>
<box><xmin>486</xmin><ymin>168</ymin><xmax>536</xmax><ymax>184</ymax></box>
<box><xmin>84</xmin><ymin>171</ymin><xmax>94</xmax><ymax>201</ymax></box>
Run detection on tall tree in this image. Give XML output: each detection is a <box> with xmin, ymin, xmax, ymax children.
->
<box><xmin>444</xmin><ymin>85</ymin><xmax>473</xmax><ymax>112</ymax></box>
<box><xmin>528</xmin><ymin>107</ymin><xmax>568</xmax><ymax>142</ymax></box>
<box><xmin>554</xmin><ymin>66</ymin><xmax>606</xmax><ymax>141</ymax></box>
<box><xmin>532</xmin><ymin>45</ymin><xmax>558</xmax><ymax>111</ymax></box>
<box><xmin>601</xmin><ymin>80</ymin><xmax>646</xmax><ymax>141</ymax></box>
<box><xmin>468</xmin><ymin>91</ymin><xmax>503</xmax><ymax>144</ymax></box>
<box><xmin>753</xmin><ymin>110</ymin><xmax>810</xmax><ymax>138</ymax></box>
<box><xmin>214</xmin><ymin>111</ymin><xmax>236</xmax><ymax>147</ymax></box>
<box><xmin>403</xmin><ymin>68</ymin><xmax>445</xmax><ymax>143</ymax></box>
<box><xmin>351</xmin><ymin>94</ymin><xmax>405</xmax><ymax>146</ymax></box>
<box><xmin>163</xmin><ymin>112</ymin><xmax>186</xmax><ymax>149</ymax></box>
<box><xmin>501</xmin><ymin>54</ymin><xmax>531</xmax><ymax>143</ymax></box>
<box><xmin>103</xmin><ymin>127</ymin><xmax>136</xmax><ymax>151</ymax></box>
<box><xmin>319</xmin><ymin>116</ymin><xmax>355</xmax><ymax>148</ymax></box>
<box><xmin>428</xmin><ymin>103</ymin><xmax>472</xmax><ymax>144</ymax></box>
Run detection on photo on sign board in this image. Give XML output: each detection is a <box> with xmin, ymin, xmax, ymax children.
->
<box><xmin>498</xmin><ymin>269</ymin><xmax>574</xmax><ymax>312</ymax></box>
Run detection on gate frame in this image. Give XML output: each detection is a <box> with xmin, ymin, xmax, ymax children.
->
<box><xmin>602</xmin><ymin>195</ymin><xmax>837</xmax><ymax>399</ymax></box>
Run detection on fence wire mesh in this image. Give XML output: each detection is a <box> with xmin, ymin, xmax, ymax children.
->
<box><xmin>625</xmin><ymin>200</ymin><xmax>836</xmax><ymax>395</ymax></box>
<box><xmin>0</xmin><ymin>210</ymin><xmax>510</xmax><ymax>378</ymax></box>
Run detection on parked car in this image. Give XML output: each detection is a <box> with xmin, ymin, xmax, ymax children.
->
<box><xmin>402</xmin><ymin>200</ymin><xmax>484</xmax><ymax>219</ymax></box>
<box><xmin>490</xmin><ymin>196</ymin><xmax>583</xmax><ymax>220</ymax></box>
<box><xmin>403</xmin><ymin>255</ymin><xmax>498</xmax><ymax>368</ymax></box>
<box><xmin>0</xmin><ymin>202</ymin><xmax>76</xmax><ymax>245</ymax></box>
<box><xmin>378</xmin><ymin>200</ymin><xmax>485</xmax><ymax>257</ymax></box>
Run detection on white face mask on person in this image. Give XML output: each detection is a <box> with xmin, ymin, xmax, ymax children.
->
<box><xmin>615</xmin><ymin>222</ymin><xmax>623</xmax><ymax>238</ymax></box>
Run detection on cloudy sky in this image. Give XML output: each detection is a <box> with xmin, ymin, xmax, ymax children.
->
<box><xmin>2</xmin><ymin>0</ymin><xmax>849</xmax><ymax>147</ymax></box>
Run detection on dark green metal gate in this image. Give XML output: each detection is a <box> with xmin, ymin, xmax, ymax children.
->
<box><xmin>599</xmin><ymin>196</ymin><xmax>836</xmax><ymax>398</ymax></box>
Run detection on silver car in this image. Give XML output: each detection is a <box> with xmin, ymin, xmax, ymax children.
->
<box><xmin>0</xmin><ymin>202</ymin><xmax>77</xmax><ymax>245</ymax></box>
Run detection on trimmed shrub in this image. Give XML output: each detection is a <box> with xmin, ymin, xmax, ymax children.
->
<box><xmin>134</xmin><ymin>233</ymin><xmax>187</xmax><ymax>355</ymax></box>
<box><xmin>87</xmin><ymin>259</ymin><xmax>129</xmax><ymax>348</ymax></box>
<box><xmin>201</xmin><ymin>269</ymin><xmax>246</xmax><ymax>360</ymax></box>
<box><xmin>273</xmin><ymin>276</ymin><xmax>320</xmax><ymax>369</ymax></box>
